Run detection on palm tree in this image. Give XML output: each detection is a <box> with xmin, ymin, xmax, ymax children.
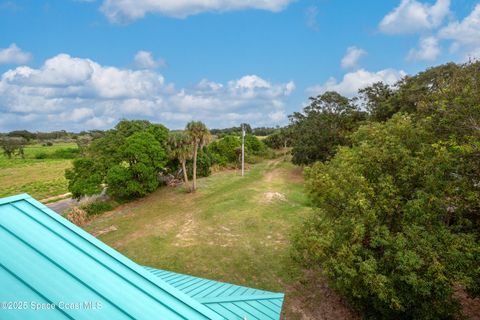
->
<box><xmin>186</xmin><ymin>121</ymin><xmax>210</xmax><ymax>191</ymax></box>
<box><xmin>167</xmin><ymin>132</ymin><xmax>192</xmax><ymax>191</ymax></box>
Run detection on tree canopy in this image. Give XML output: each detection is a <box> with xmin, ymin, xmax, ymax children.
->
<box><xmin>293</xmin><ymin>61</ymin><xmax>480</xmax><ymax>319</ymax></box>
<box><xmin>65</xmin><ymin>120</ymin><xmax>169</xmax><ymax>199</ymax></box>
<box><xmin>289</xmin><ymin>91</ymin><xmax>366</xmax><ymax>165</ymax></box>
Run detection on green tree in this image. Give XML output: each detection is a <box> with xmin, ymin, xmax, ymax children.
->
<box><xmin>289</xmin><ymin>91</ymin><xmax>366</xmax><ymax>165</ymax></box>
<box><xmin>65</xmin><ymin>158</ymin><xmax>103</xmax><ymax>199</ymax></box>
<box><xmin>106</xmin><ymin>132</ymin><xmax>167</xmax><ymax>199</ymax></box>
<box><xmin>66</xmin><ymin>119</ymin><xmax>169</xmax><ymax>199</ymax></box>
<box><xmin>207</xmin><ymin>135</ymin><xmax>241</xmax><ymax>166</ymax></box>
<box><xmin>358</xmin><ymin>82</ymin><xmax>396</xmax><ymax>122</ymax></box>
<box><xmin>186</xmin><ymin>121</ymin><xmax>210</xmax><ymax>191</ymax></box>
<box><xmin>0</xmin><ymin>137</ymin><xmax>26</xmax><ymax>159</ymax></box>
<box><xmin>244</xmin><ymin>134</ymin><xmax>266</xmax><ymax>154</ymax></box>
<box><xmin>293</xmin><ymin>115</ymin><xmax>479</xmax><ymax>318</ymax></box>
<box><xmin>167</xmin><ymin>132</ymin><xmax>193</xmax><ymax>191</ymax></box>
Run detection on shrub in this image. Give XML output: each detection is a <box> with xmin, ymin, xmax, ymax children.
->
<box><xmin>34</xmin><ymin>152</ymin><xmax>48</xmax><ymax>159</ymax></box>
<box><xmin>244</xmin><ymin>134</ymin><xmax>266</xmax><ymax>154</ymax></box>
<box><xmin>52</xmin><ymin>147</ymin><xmax>80</xmax><ymax>159</ymax></box>
<box><xmin>187</xmin><ymin>150</ymin><xmax>212</xmax><ymax>178</ymax></box>
<box><xmin>82</xmin><ymin>201</ymin><xmax>115</xmax><ymax>216</ymax></box>
<box><xmin>66</xmin><ymin>207</ymin><xmax>89</xmax><ymax>226</ymax></box>
<box><xmin>207</xmin><ymin>135</ymin><xmax>241</xmax><ymax>165</ymax></box>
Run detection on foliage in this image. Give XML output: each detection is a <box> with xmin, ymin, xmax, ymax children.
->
<box><xmin>244</xmin><ymin>134</ymin><xmax>266</xmax><ymax>154</ymax></box>
<box><xmin>186</xmin><ymin>121</ymin><xmax>211</xmax><ymax>191</ymax></box>
<box><xmin>65</xmin><ymin>158</ymin><xmax>103</xmax><ymax>199</ymax></box>
<box><xmin>187</xmin><ymin>149</ymin><xmax>212</xmax><ymax>178</ymax></box>
<box><xmin>76</xmin><ymin>136</ymin><xmax>92</xmax><ymax>156</ymax></box>
<box><xmin>208</xmin><ymin>135</ymin><xmax>241</xmax><ymax>166</ymax></box>
<box><xmin>81</xmin><ymin>200</ymin><xmax>116</xmax><ymax>216</ymax></box>
<box><xmin>264</xmin><ymin>127</ymin><xmax>293</xmax><ymax>149</ymax></box>
<box><xmin>210</xmin><ymin>123</ymin><xmax>252</xmax><ymax>138</ymax></box>
<box><xmin>167</xmin><ymin>132</ymin><xmax>193</xmax><ymax>190</ymax></box>
<box><xmin>106</xmin><ymin>132</ymin><xmax>167</xmax><ymax>199</ymax></box>
<box><xmin>0</xmin><ymin>137</ymin><xmax>26</xmax><ymax>159</ymax></box>
<box><xmin>358</xmin><ymin>82</ymin><xmax>396</xmax><ymax>122</ymax></box>
<box><xmin>289</xmin><ymin>91</ymin><xmax>367</xmax><ymax>165</ymax></box>
<box><xmin>66</xmin><ymin>120</ymin><xmax>169</xmax><ymax>199</ymax></box>
<box><xmin>293</xmin><ymin>115</ymin><xmax>479</xmax><ymax>318</ymax></box>
<box><xmin>7</xmin><ymin>130</ymin><xmax>36</xmax><ymax>141</ymax></box>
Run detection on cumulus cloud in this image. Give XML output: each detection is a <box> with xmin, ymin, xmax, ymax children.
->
<box><xmin>0</xmin><ymin>43</ymin><xmax>32</xmax><ymax>65</ymax></box>
<box><xmin>134</xmin><ymin>50</ymin><xmax>166</xmax><ymax>69</ymax></box>
<box><xmin>306</xmin><ymin>68</ymin><xmax>406</xmax><ymax>97</ymax></box>
<box><xmin>100</xmin><ymin>0</ymin><xmax>296</xmax><ymax>22</ymax></box>
<box><xmin>0</xmin><ymin>54</ymin><xmax>294</xmax><ymax>131</ymax></box>
<box><xmin>379</xmin><ymin>0</ymin><xmax>450</xmax><ymax>34</ymax></box>
<box><xmin>407</xmin><ymin>36</ymin><xmax>441</xmax><ymax>61</ymax></box>
<box><xmin>341</xmin><ymin>46</ymin><xmax>367</xmax><ymax>69</ymax></box>
<box><xmin>438</xmin><ymin>4</ymin><xmax>480</xmax><ymax>60</ymax></box>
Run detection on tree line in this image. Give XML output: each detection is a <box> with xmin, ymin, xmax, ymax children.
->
<box><xmin>65</xmin><ymin>120</ymin><xmax>269</xmax><ymax>199</ymax></box>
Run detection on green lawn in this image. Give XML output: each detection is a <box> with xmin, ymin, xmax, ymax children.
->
<box><xmin>0</xmin><ymin>143</ymin><xmax>76</xmax><ymax>199</ymax></box>
<box><xmin>84</xmin><ymin>160</ymin><xmax>357</xmax><ymax>319</ymax></box>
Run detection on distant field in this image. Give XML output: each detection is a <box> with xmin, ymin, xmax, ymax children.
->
<box><xmin>0</xmin><ymin>143</ymin><xmax>76</xmax><ymax>199</ymax></box>
<box><xmin>85</xmin><ymin>160</ymin><xmax>357</xmax><ymax>319</ymax></box>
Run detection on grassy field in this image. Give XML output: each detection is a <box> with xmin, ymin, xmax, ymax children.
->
<box><xmin>84</xmin><ymin>159</ymin><xmax>357</xmax><ymax>319</ymax></box>
<box><xmin>0</xmin><ymin>143</ymin><xmax>76</xmax><ymax>199</ymax></box>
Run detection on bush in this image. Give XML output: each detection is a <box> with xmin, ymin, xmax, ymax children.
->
<box><xmin>208</xmin><ymin>135</ymin><xmax>241</xmax><ymax>165</ymax></box>
<box><xmin>293</xmin><ymin>115</ymin><xmax>479</xmax><ymax>319</ymax></box>
<box><xmin>82</xmin><ymin>201</ymin><xmax>115</xmax><ymax>216</ymax></box>
<box><xmin>187</xmin><ymin>150</ymin><xmax>212</xmax><ymax>178</ymax></box>
<box><xmin>34</xmin><ymin>152</ymin><xmax>48</xmax><ymax>159</ymax></box>
<box><xmin>52</xmin><ymin>147</ymin><xmax>80</xmax><ymax>159</ymax></box>
<box><xmin>244</xmin><ymin>134</ymin><xmax>266</xmax><ymax>154</ymax></box>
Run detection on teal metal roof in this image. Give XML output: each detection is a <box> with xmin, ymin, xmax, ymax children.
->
<box><xmin>0</xmin><ymin>194</ymin><xmax>285</xmax><ymax>319</ymax></box>
<box><xmin>146</xmin><ymin>268</ymin><xmax>284</xmax><ymax>320</ymax></box>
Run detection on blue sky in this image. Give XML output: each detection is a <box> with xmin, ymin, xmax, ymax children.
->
<box><xmin>0</xmin><ymin>0</ymin><xmax>479</xmax><ymax>131</ymax></box>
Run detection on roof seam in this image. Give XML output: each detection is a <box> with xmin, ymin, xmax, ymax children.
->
<box><xmin>198</xmin><ymin>294</ymin><xmax>284</xmax><ymax>304</ymax></box>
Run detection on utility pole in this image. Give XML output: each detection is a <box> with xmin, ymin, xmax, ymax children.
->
<box><xmin>241</xmin><ymin>124</ymin><xmax>245</xmax><ymax>177</ymax></box>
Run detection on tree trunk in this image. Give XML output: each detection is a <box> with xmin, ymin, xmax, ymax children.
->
<box><xmin>181</xmin><ymin>159</ymin><xmax>190</xmax><ymax>192</ymax></box>
<box><xmin>192</xmin><ymin>144</ymin><xmax>198</xmax><ymax>191</ymax></box>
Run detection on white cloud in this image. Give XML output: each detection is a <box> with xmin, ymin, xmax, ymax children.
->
<box><xmin>100</xmin><ymin>0</ymin><xmax>296</xmax><ymax>22</ymax></box>
<box><xmin>305</xmin><ymin>6</ymin><xmax>319</xmax><ymax>31</ymax></box>
<box><xmin>407</xmin><ymin>36</ymin><xmax>441</xmax><ymax>61</ymax></box>
<box><xmin>269</xmin><ymin>110</ymin><xmax>286</xmax><ymax>122</ymax></box>
<box><xmin>0</xmin><ymin>54</ymin><xmax>294</xmax><ymax>131</ymax></box>
<box><xmin>0</xmin><ymin>43</ymin><xmax>32</xmax><ymax>65</ymax></box>
<box><xmin>379</xmin><ymin>0</ymin><xmax>450</xmax><ymax>34</ymax></box>
<box><xmin>341</xmin><ymin>46</ymin><xmax>367</xmax><ymax>69</ymax></box>
<box><xmin>438</xmin><ymin>4</ymin><xmax>480</xmax><ymax>60</ymax></box>
<box><xmin>306</xmin><ymin>68</ymin><xmax>406</xmax><ymax>97</ymax></box>
<box><xmin>196</xmin><ymin>79</ymin><xmax>223</xmax><ymax>91</ymax></box>
<box><xmin>134</xmin><ymin>50</ymin><xmax>166</xmax><ymax>69</ymax></box>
